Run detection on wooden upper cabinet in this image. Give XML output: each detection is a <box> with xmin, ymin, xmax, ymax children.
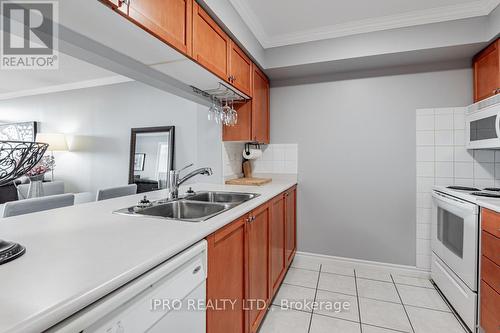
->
<box><xmin>206</xmin><ymin>216</ymin><xmax>247</xmax><ymax>333</ymax></box>
<box><xmin>192</xmin><ymin>2</ymin><xmax>230</xmax><ymax>81</ymax></box>
<box><xmin>223</xmin><ymin>101</ymin><xmax>252</xmax><ymax>141</ymax></box>
<box><xmin>252</xmin><ymin>64</ymin><xmax>270</xmax><ymax>143</ymax></box>
<box><xmin>247</xmin><ymin>203</ymin><xmax>271</xmax><ymax>333</ymax></box>
<box><xmin>128</xmin><ymin>0</ymin><xmax>193</xmax><ymax>56</ymax></box>
<box><xmin>270</xmin><ymin>194</ymin><xmax>286</xmax><ymax>295</ymax></box>
<box><xmin>229</xmin><ymin>41</ymin><xmax>253</xmax><ymax>96</ymax></box>
<box><xmin>285</xmin><ymin>186</ymin><xmax>297</xmax><ymax>267</ymax></box>
<box><xmin>474</xmin><ymin>39</ymin><xmax>500</xmax><ymax>103</ymax></box>
<box><xmin>99</xmin><ymin>0</ymin><xmax>128</xmax><ymax>14</ymax></box>
<box><xmin>222</xmin><ymin>64</ymin><xmax>270</xmax><ymax>143</ymax></box>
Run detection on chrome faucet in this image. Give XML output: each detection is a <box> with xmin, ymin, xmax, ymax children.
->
<box><xmin>167</xmin><ymin>163</ymin><xmax>213</xmax><ymax>199</ymax></box>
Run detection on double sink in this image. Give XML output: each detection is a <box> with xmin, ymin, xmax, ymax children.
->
<box><xmin>115</xmin><ymin>191</ymin><xmax>259</xmax><ymax>222</ymax></box>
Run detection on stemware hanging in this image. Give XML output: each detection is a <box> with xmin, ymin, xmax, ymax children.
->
<box><xmin>191</xmin><ymin>83</ymin><xmax>248</xmax><ymax>127</ymax></box>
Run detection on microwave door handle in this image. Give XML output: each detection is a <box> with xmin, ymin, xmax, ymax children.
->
<box><xmin>496</xmin><ymin>113</ymin><xmax>500</xmax><ymax>140</ymax></box>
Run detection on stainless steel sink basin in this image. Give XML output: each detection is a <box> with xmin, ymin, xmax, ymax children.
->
<box><xmin>185</xmin><ymin>191</ymin><xmax>258</xmax><ymax>204</ymax></box>
<box><xmin>114</xmin><ymin>191</ymin><xmax>259</xmax><ymax>222</ymax></box>
<box><xmin>136</xmin><ymin>201</ymin><xmax>231</xmax><ymax>222</ymax></box>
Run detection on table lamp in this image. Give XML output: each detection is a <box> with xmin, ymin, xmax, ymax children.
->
<box><xmin>35</xmin><ymin>133</ymin><xmax>68</xmax><ymax>181</ymax></box>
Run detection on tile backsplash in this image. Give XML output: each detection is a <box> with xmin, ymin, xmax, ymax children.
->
<box><xmin>222</xmin><ymin>142</ymin><xmax>245</xmax><ymax>180</ymax></box>
<box><xmin>415</xmin><ymin>106</ymin><xmax>500</xmax><ymax>270</ymax></box>
<box><xmin>222</xmin><ymin>143</ymin><xmax>299</xmax><ymax>180</ymax></box>
<box><xmin>252</xmin><ymin>144</ymin><xmax>298</xmax><ymax>174</ymax></box>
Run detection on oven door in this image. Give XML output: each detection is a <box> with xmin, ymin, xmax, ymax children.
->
<box><xmin>466</xmin><ymin>103</ymin><xmax>500</xmax><ymax>149</ymax></box>
<box><xmin>431</xmin><ymin>191</ymin><xmax>479</xmax><ymax>291</ymax></box>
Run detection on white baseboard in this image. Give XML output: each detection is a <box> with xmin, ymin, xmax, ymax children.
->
<box><xmin>295</xmin><ymin>251</ymin><xmax>430</xmax><ymax>278</ymax></box>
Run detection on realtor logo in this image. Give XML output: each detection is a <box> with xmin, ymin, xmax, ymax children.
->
<box><xmin>1</xmin><ymin>0</ymin><xmax>58</xmax><ymax>69</ymax></box>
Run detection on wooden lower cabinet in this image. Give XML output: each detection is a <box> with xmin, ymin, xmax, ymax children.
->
<box><xmin>480</xmin><ymin>209</ymin><xmax>500</xmax><ymax>333</ymax></box>
<box><xmin>206</xmin><ymin>186</ymin><xmax>297</xmax><ymax>333</ymax></box>
<box><xmin>285</xmin><ymin>186</ymin><xmax>297</xmax><ymax>267</ymax></box>
<box><xmin>270</xmin><ymin>194</ymin><xmax>286</xmax><ymax>295</ymax></box>
<box><xmin>247</xmin><ymin>203</ymin><xmax>271</xmax><ymax>333</ymax></box>
<box><xmin>480</xmin><ymin>281</ymin><xmax>500</xmax><ymax>333</ymax></box>
<box><xmin>206</xmin><ymin>216</ymin><xmax>247</xmax><ymax>333</ymax></box>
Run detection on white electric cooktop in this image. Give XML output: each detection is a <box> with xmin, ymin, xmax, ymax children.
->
<box><xmin>433</xmin><ymin>185</ymin><xmax>500</xmax><ymax>204</ymax></box>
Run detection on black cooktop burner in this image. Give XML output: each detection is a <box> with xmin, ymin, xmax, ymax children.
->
<box><xmin>447</xmin><ymin>186</ymin><xmax>480</xmax><ymax>191</ymax></box>
<box><xmin>471</xmin><ymin>192</ymin><xmax>500</xmax><ymax>198</ymax></box>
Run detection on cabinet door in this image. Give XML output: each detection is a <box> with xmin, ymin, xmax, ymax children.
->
<box><xmin>229</xmin><ymin>41</ymin><xmax>253</xmax><ymax>97</ymax></box>
<box><xmin>99</xmin><ymin>0</ymin><xmax>128</xmax><ymax>14</ymax></box>
<box><xmin>222</xmin><ymin>101</ymin><xmax>252</xmax><ymax>141</ymax></box>
<box><xmin>207</xmin><ymin>217</ymin><xmax>247</xmax><ymax>333</ymax></box>
<box><xmin>285</xmin><ymin>186</ymin><xmax>297</xmax><ymax>267</ymax></box>
<box><xmin>474</xmin><ymin>39</ymin><xmax>500</xmax><ymax>102</ymax></box>
<box><xmin>270</xmin><ymin>194</ymin><xmax>286</xmax><ymax>296</ymax></box>
<box><xmin>192</xmin><ymin>3</ymin><xmax>230</xmax><ymax>81</ymax></box>
<box><xmin>128</xmin><ymin>0</ymin><xmax>193</xmax><ymax>56</ymax></box>
<box><xmin>480</xmin><ymin>280</ymin><xmax>500</xmax><ymax>333</ymax></box>
<box><xmin>252</xmin><ymin>64</ymin><xmax>270</xmax><ymax>143</ymax></box>
<box><xmin>247</xmin><ymin>203</ymin><xmax>271</xmax><ymax>333</ymax></box>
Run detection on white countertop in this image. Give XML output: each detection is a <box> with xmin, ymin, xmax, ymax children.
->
<box><xmin>0</xmin><ymin>178</ymin><xmax>297</xmax><ymax>333</ymax></box>
<box><xmin>475</xmin><ymin>198</ymin><xmax>500</xmax><ymax>213</ymax></box>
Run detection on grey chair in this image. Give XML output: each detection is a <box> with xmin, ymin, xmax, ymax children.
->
<box><xmin>96</xmin><ymin>184</ymin><xmax>137</xmax><ymax>201</ymax></box>
<box><xmin>16</xmin><ymin>180</ymin><xmax>65</xmax><ymax>199</ymax></box>
<box><xmin>2</xmin><ymin>193</ymin><xmax>75</xmax><ymax>218</ymax></box>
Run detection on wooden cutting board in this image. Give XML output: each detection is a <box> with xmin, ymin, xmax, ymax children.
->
<box><xmin>225</xmin><ymin>177</ymin><xmax>272</xmax><ymax>186</ymax></box>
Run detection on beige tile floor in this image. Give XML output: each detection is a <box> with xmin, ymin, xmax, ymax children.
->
<box><xmin>258</xmin><ymin>257</ymin><xmax>468</xmax><ymax>333</ymax></box>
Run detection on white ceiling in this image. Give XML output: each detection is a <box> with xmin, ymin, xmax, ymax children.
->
<box><xmin>0</xmin><ymin>52</ymin><xmax>131</xmax><ymax>100</ymax></box>
<box><xmin>229</xmin><ymin>0</ymin><xmax>500</xmax><ymax>48</ymax></box>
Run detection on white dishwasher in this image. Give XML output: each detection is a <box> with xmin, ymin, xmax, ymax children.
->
<box><xmin>50</xmin><ymin>240</ymin><xmax>207</xmax><ymax>333</ymax></box>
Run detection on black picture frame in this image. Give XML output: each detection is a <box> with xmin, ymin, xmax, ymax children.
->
<box><xmin>128</xmin><ymin>126</ymin><xmax>175</xmax><ymax>186</ymax></box>
<box><xmin>0</xmin><ymin>121</ymin><xmax>38</xmax><ymax>141</ymax></box>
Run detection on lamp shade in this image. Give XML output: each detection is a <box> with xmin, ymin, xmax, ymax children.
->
<box><xmin>35</xmin><ymin>133</ymin><xmax>68</xmax><ymax>151</ymax></box>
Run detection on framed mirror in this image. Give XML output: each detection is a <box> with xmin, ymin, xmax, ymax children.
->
<box><xmin>129</xmin><ymin>126</ymin><xmax>175</xmax><ymax>193</ymax></box>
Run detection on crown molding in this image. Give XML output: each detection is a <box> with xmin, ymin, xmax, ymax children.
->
<box><xmin>0</xmin><ymin>76</ymin><xmax>133</xmax><ymax>101</ymax></box>
<box><xmin>229</xmin><ymin>0</ymin><xmax>499</xmax><ymax>48</ymax></box>
<box><xmin>227</xmin><ymin>0</ymin><xmax>268</xmax><ymax>48</ymax></box>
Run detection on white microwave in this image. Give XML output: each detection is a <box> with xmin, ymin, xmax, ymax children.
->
<box><xmin>466</xmin><ymin>99</ymin><xmax>500</xmax><ymax>149</ymax></box>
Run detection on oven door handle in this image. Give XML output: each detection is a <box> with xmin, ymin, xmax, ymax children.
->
<box><xmin>432</xmin><ymin>191</ymin><xmax>478</xmax><ymax>214</ymax></box>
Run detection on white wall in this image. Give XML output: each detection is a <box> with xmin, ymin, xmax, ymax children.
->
<box><xmin>0</xmin><ymin>81</ymin><xmax>223</xmax><ymax>195</ymax></box>
<box><xmin>270</xmin><ymin>68</ymin><xmax>473</xmax><ymax>266</ymax></box>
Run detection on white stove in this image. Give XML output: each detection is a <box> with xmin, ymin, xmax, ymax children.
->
<box><xmin>430</xmin><ymin>185</ymin><xmax>497</xmax><ymax>332</ymax></box>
